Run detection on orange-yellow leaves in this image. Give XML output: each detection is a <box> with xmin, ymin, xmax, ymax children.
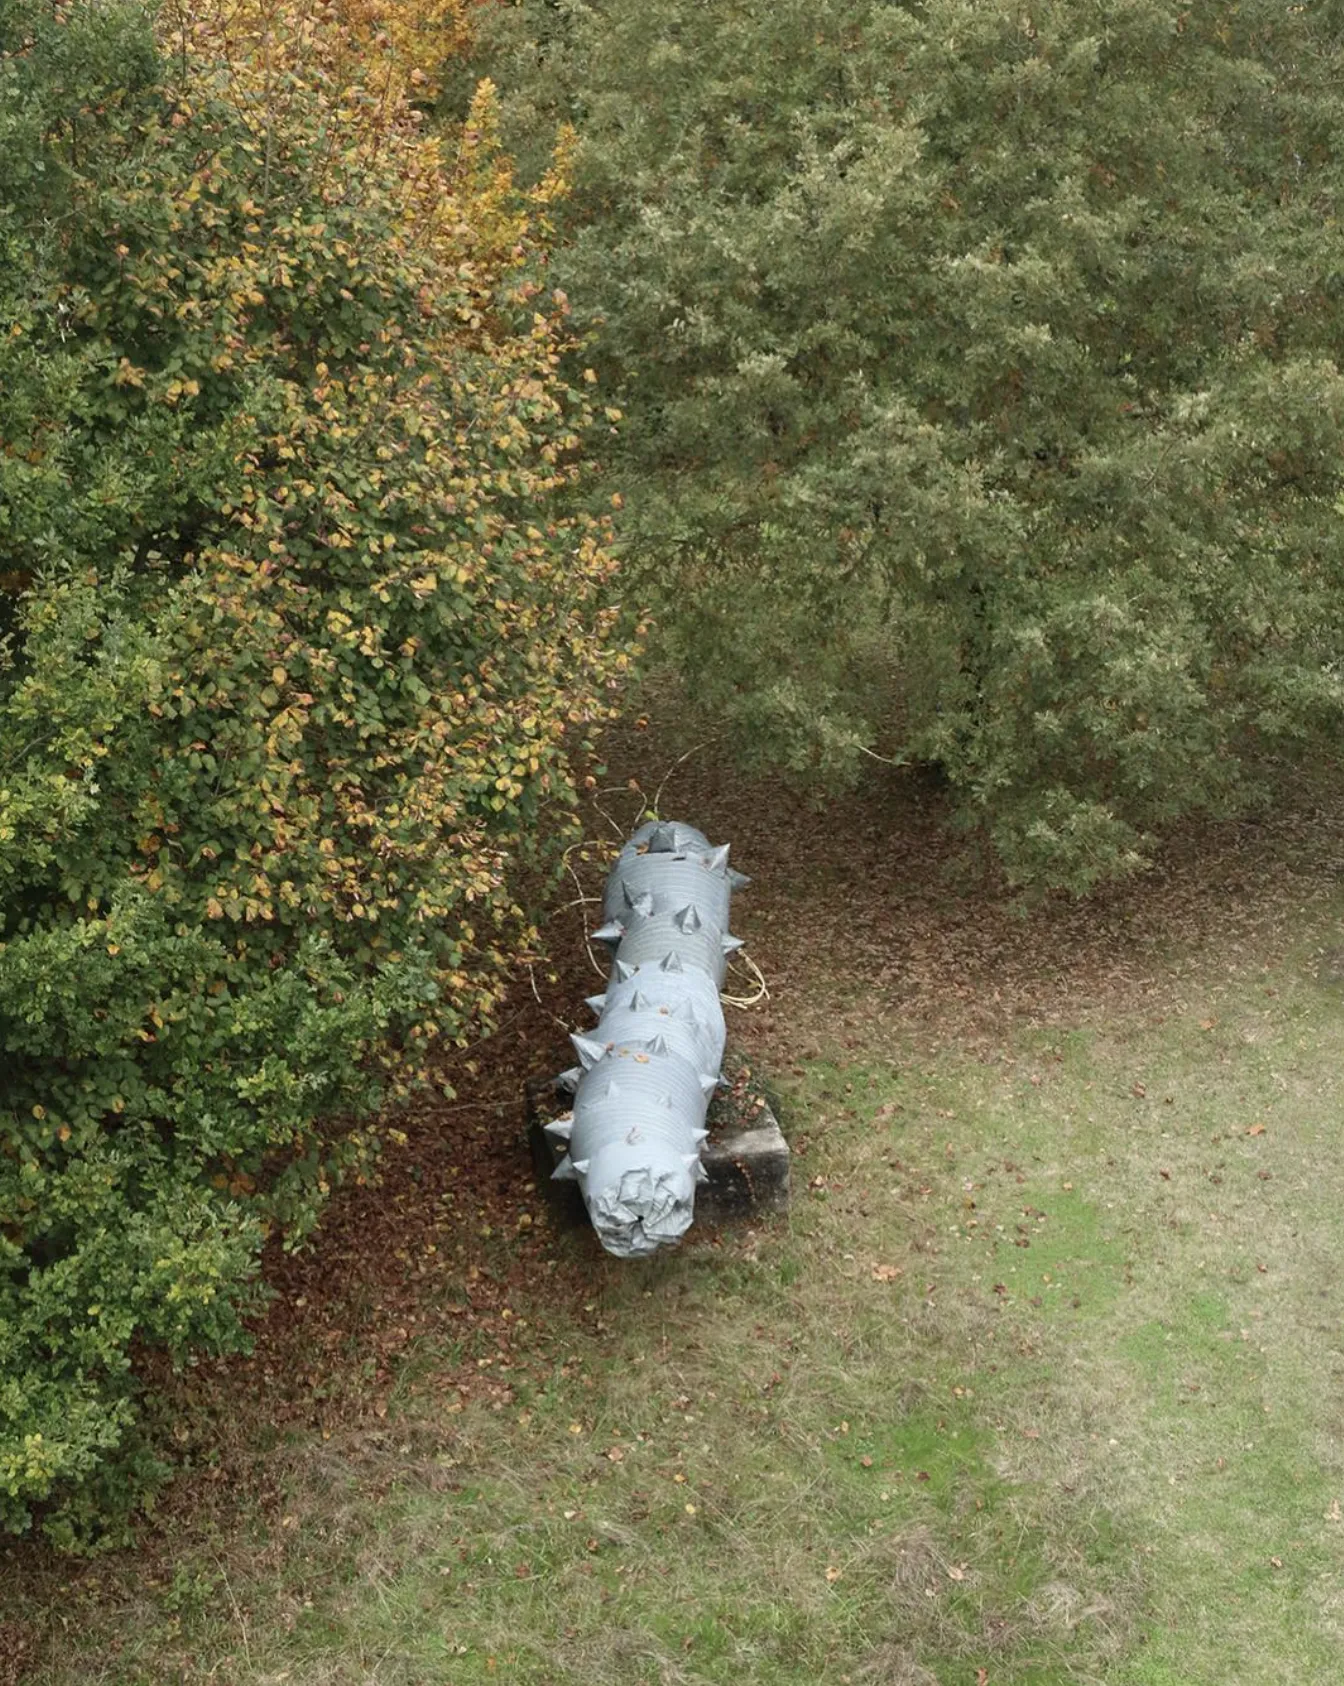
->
<box><xmin>67</xmin><ymin>0</ymin><xmax>630</xmax><ymax>1111</ymax></box>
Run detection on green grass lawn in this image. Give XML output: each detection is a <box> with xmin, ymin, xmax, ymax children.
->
<box><xmin>6</xmin><ymin>763</ymin><xmax>1344</xmax><ymax>1684</ymax></box>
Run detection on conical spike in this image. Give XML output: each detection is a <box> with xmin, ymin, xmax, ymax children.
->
<box><xmin>544</xmin><ymin>1117</ymin><xmax>573</xmax><ymax>1143</ymax></box>
<box><xmin>570</xmin><ymin>1033</ymin><xmax>607</xmax><ymax>1071</ymax></box>
<box><xmin>693</xmin><ymin>1128</ymin><xmax>709</xmax><ymax>1146</ymax></box>
<box><xmin>727</xmin><ymin>867</ymin><xmax>751</xmax><ymax>890</ymax></box>
<box><xmin>622</xmin><ymin>884</ymin><xmax>655</xmax><ymax>918</ymax></box>
<box><xmin>552</xmin><ymin>1158</ymin><xmax>578</xmax><ymax>1182</ymax></box>
<box><xmin>721</xmin><ymin>933</ymin><xmax>745</xmax><ymax>954</ymax></box>
<box><xmin>584</xmin><ymin>992</ymin><xmax>607</xmax><ymax>1015</ymax></box>
<box><xmin>659</xmin><ymin>951</ymin><xmax>684</xmax><ymax>973</ymax></box>
<box><xmin>646</xmin><ymin>1034</ymin><xmax>669</xmax><ymax>1057</ymax></box>
<box><xmin>570</xmin><ymin>1158</ymin><xmax>590</xmax><ymax>1175</ymax></box>
<box><xmin>646</xmin><ymin>823</ymin><xmax>679</xmax><ymax>853</ymax></box>
<box><xmin>674</xmin><ymin>904</ymin><xmax>702</xmax><ymax>934</ymax></box>
<box><xmin>704</xmin><ymin>843</ymin><xmax>731</xmax><ymax>874</ymax></box>
<box><xmin>626</xmin><ymin>989</ymin><xmax>648</xmax><ymax>1012</ymax></box>
<box><xmin>683</xmin><ymin>1154</ymin><xmax>710</xmax><ymax>1185</ymax></box>
<box><xmin>614</xmin><ymin>960</ymin><xmax>636</xmax><ymax>982</ymax></box>
<box><xmin>699</xmin><ymin>1072</ymin><xmax>720</xmax><ymax>1096</ymax></box>
<box><xmin>555</xmin><ymin>1065</ymin><xmax>582</xmax><ymax>1093</ymax></box>
<box><xmin>592</xmin><ymin>919</ymin><xmax>624</xmax><ymax>945</ymax></box>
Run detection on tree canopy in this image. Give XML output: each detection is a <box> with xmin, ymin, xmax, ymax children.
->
<box><xmin>0</xmin><ymin>0</ymin><xmax>625</xmax><ymax>1541</ymax></box>
<box><xmin>480</xmin><ymin>0</ymin><xmax>1344</xmax><ymax>888</ymax></box>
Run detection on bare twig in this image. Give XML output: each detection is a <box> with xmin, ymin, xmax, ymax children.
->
<box><xmin>589</xmin><ymin>784</ymin><xmax>641</xmax><ymax>843</ymax></box>
<box><xmin>522</xmin><ymin>958</ymin><xmax>577</xmax><ymax>1032</ymax></box>
<box><xmin>722</xmin><ymin>950</ymin><xmax>770</xmax><ymax>1009</ymax></box>
<box><xmin>562</xmin><ymin>854</ymin><xmax>611</xmax><ymax>979</ymax></box>
<box><xmin>652</xmin><ymin>737</ymin><xmax>718</xmax><ymax>816</ymax></box>
<box><xmin>858</xmin><ymin>743</ymin><xmax>907</xmax><ymax>768</ymax></box>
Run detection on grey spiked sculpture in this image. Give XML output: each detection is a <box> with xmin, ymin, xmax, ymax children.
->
<box><xmin>547</xmin><ymin>819</ymin><xmax>749</xmax><ymax>1258</ymax></box>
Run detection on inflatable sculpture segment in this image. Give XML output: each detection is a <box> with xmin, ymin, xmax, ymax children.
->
<box><xmin>547</xmin><ymin>821</ymin><xmax>748</xmax><ymax>1258</ymax></box>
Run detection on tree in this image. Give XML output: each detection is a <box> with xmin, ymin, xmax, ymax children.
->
<box><xmin>477</xmin><ymin>0</ymin><xmax>1344</xmax><ymax>889</ymax></box>
<box><xmin>0</xmin><ymin>0</ymin><xmax>625</xmax><ymax>1542</ymax></box>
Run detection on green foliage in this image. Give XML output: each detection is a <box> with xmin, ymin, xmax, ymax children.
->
<box><xmin>479</xmin><ymin>0</ymin><xmax>1344</xmax><ymax>888</ymax></box>
<box><xmin>0</xmin><ymin>0</ymin><xmax>625</xmax><ymax>1541</ymax></box>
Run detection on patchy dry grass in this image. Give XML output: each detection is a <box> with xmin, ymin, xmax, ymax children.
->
<box><xmin>5</xmin><ymin>722</ymin><xmax>1344</xmax><ymax>1684</ymax></box>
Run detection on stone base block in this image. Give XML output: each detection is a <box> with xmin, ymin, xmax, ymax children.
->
<box><xmin>525</xmin><ymin>1069</ymin><xmax>790</xmax><ymax>1230</ymax></box>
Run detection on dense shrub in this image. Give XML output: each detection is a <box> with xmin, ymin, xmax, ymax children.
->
<box><xmin>479</xmin><ymin>0</ymin><xmax>1344</xmax><ymax>889</ymax></box>
<box><xmin>0</xmin><ymin>0</ymin><xmax>626</xmax><ymax>1542</ymax></box>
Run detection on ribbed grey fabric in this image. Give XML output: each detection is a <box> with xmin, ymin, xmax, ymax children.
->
<box><xmin>546</xmin><ymin>820</ymin><xmax>748</xmax><ymax>1257</ymax></box>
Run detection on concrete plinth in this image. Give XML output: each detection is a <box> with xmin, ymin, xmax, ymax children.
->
<box><xmin>525</xmin><ymin>1068</ymin><xmax>790</xmax><ymax>1231</ymax></box>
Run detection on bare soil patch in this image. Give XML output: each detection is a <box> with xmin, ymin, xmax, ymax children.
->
<box><xmin>595</xmin><ymin>706</ymin><xmax>1344</xmax><ymax>1055</ymax></box>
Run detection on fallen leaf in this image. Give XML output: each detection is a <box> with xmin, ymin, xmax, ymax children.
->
<box><xmin>1326</xmin><ymin>1500</ymin><xmax>1341</xmax><ymax>1523</ymax></box>
<box><xmin>977</xmin><ymin>1671</ymin><xmax>990</xmax><ymax>1686</ymax></box>
<box><xmin>871</xmin><ymin>1263</ymin><xmax>903</xmax><ymax>1282</ymax></box>
<box><xmin>1132</xmin><ymin>1082</ymin><xmax>1147</xmax><ymax>1098</ymax></box>
<box><xmin>1199</xmin><ymin>1018</ymin><xmax>1217</xmax><ymax>1031</ymax></box>
<box><xmin>1270</xmin><ymin>1556</ymin><xmax>1283</xmax><ymax>1569</ymax></box>
<box><xmin>825</xmin><ymin>1565</ymin><xmax>843</xmax><ymax>1584</ymax></box>
<box><xmin>1247</xmin><ymin>1123</ymin><xmax>1266</xmax><ymax>1137</ymax></box>
<box><xmin>947</xmin><ymin>1563</ymin><xmax>967</xmax><ymax>1582</ymax></box>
